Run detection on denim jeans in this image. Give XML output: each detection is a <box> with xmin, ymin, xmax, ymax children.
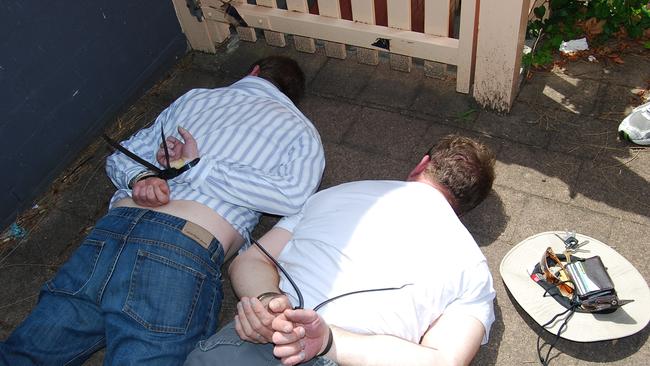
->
<box><xmin>0</xmin><ymin>207</ymin><xmax>224</xmax><ymax>366</ymax></box>
<box><xmin>184</xmin><ymin>321</ymin><xmax>337</xmax><ymax>366</ymax></box>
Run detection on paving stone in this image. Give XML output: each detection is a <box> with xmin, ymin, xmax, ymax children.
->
<box><xmin>423</xmin><ymin>60</ymin><xmax>447</xmax><ymax>79</ymax></box>
<box><xmin>154</xmin><ymin>67</ymin><xmax>235</xmax><ymax>105</ymax></box>
<box><xmin>409</xmin><ymin>75</ymin><xmax>477</xmax><ymax>119</ymax></box>
<box><xmin>299</xmin><ymin>95</ymin><xmax>361</xmax><ymax>144</ymax></box>
<box><xmin>356</xmin><ymin>47</ymin><xmax>379</xmax><ymax>66</ymax></box>
<box><xmin>572</xmin><ymin>160</ymin><xmax>650</xmax><ymax>225</ymax></box>
<box><xmin>609</xmin><ymin>219</ymin><xmax>650</xmax><ymax>282</ymax></box>
<box><xmin>263</xmin><ymin>30</ymin><xmax>286</xmax><ymax>47</ymax></box>
<box><xmin>495</xmin><ymin>143</ymin><xmax>582</xmax><ymax>203</ymax></box>
<box><xmin>508</xmin><ymin>196</ymin><xmax>616</xmax><ymax>244</ymax></box>
<box><xmin>357</xmin><ymin>61</ymin><xmax>423</xmax><ymax>109</ymax></box>
<box><xmin>461</xmin><ymin>186</ymin><xmax>527</xmax><ymax>244</ymax></box>
<box><xmin>214</xmin><ymin>40</ymin><xmax>276</xmax><ymax>78</ymax></box>
<box><xmin>467</xmin><ymin>102</ymin><xmax>555</xmax><ymax>148</ymax></box>
<box><xmin>184</xmin><ymin>52</ymin><xmax>224</xmax><ymax>74</ymax></box>
<box><xmin>323</xmin><ymin>41</ymin><xmax>347</xmax><ymax>59</ymax></box>
<box><xmin>517</xmin><ymin>70</ymin><xmax>603</xmax><ymax>116</ymax></box>
<box><xmin>52</xmin><ymin>153</ymin><xmax>113</xmax><ymax>221</ymax></box>
<box><xmin>389</xmin><ymin>54</ymin><xmax>412</xmax><ymax>73</ymax></box>
<box><xmin>551</xmin><ymin>59</ymin><xmax>605</xmax><ymax>80</ymax></box>
<box><xmin>319</xmin><ymin>142</ymin><xmax>410</xmax><ymax>189</ymax></box>
<box><xmin>598</xmin><ymin>53</ymin><xmax>650</xmax><ymax>88</ymax></box>
<box><xmin>293</xmin><ymin>35</ymin><xmax>316</xmax><ymax>54</ymax></box>
<box><xmin>420</xmin><ymin>123</ymin><xmax>507</xmax><ymax>158</ymax></box>
<box><xmin>595</xmin><ymin>83</ymin><xmax>648</xmax><ymax>123</ymax></box>
<box><xmin>477</xmin><ymin>239</ymin><xmax>536</xmax><ymax>365</ymax></box>
<box><xmin>546</xmin><ymin>116</ymin><xmax>624</xmax><ymax>160</ymax></box>
<box><xmin>310</xmin><ymin>57</ymin><xmax>376</xmax><ymax>99</ymax></box>
<box><xmin>236</xmin><ymin>26</ymin><xmax>257</xmax><ymax>43</ymax></box>
<box><xmin>416</xmin><ymin>122</ymin><xmax>463</xmax><ymax>154</ymax></box>
<box><xmin>342</xmin><ymin>107</ymin><xmax>430</xmax><ymax>162</ymax></box>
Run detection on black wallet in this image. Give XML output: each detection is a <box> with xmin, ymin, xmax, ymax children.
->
<box><xmin>565</xmin><ymin>256</ymin><xmax>621</xmax><ymax>312</ymax></box>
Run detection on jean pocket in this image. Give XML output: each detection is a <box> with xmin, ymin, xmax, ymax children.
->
<box><xmin>47</xmin><ymin>239</ymin><xmax>105</xmax><ymax>295</ymax></box>
<box><xmin>123</xmin><ymin>250</ymin><xmax>207</xmax><ymax>334</ymax></box>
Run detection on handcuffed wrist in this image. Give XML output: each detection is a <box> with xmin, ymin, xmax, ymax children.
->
<box><xmin>317</xmin><ymin>327</ymin><xmax>333</xmax><ymax>357</ymax></box>
<box><xmin>128</xmin><ymin>170</ymin><xmax>158</xmax><ymax>189</ymax></box>
<box><xmin>256</xmin><ymin>291</ymin><xmax>284</xmax><ymax>303</ymax></box>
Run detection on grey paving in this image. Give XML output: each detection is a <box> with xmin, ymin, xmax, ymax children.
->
<box><xmin>1</xmin><ymin>38</ymin><xmax>649</xmax><ymax>365</ymax></box>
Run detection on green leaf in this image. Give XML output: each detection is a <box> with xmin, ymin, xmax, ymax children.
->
<box><xmin>644</xmin><ymin>41</ymin><xmax>650</xmax><ymax>49</ymax></box>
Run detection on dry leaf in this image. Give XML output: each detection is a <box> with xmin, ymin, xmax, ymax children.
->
<box><xmin>609</xmin><ymin>54</ymin><xmax>625</xmax><ymax>64</ymax></box>
<box><xmin>582</xmin><ymin>17</ymin><xmax>606</xmax><ymax>38</ymax></box>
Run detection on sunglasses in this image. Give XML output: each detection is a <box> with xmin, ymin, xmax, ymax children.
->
<box><xmin>539</xmin><ymin>247</ymin><xmax>575</xmax><ymax>297</ymax></box>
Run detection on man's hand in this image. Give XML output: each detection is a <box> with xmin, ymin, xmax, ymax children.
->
<box><xmin>271</xmin><ymin>309</ymin><xmax>330</xmax><ymax>366</ymax></box>
<box><xmin>235</xmin><ymin>295</ymin><xmax>292</xmax><ymax>344</ymax></box>
<box><xmin>131</xmin><ymin>177</ymin><xmax>170</xmax><ymax>207</ymax></box>
<box><xmin>156</xmin><ymin>127</ymin><xmax>199</xmax><ymax>168</ymax></box>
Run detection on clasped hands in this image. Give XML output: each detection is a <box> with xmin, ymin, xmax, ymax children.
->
<box><xmin>131</xmin><ymin>127</ymin><xmax>198</xmax><ymax>207</ymax></box>
<box><xmin>234</xmin><ymin>295</ymin><xmax>330</xmax><ymax>366</ymax></box>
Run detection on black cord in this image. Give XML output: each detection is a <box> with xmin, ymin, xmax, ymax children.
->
<box><xmin>250</xmin><ymin>236</ymin><xmax>304</xmax><ymax>309</ymax></box>
<box><xmin>313</xmin><ymin>284</ymin><xmax>412</xmax><ymax>312</ymax></box>
<box><xmin>249</xmin><ymin>236</ymin><xmax>411</xmax><ymax>312</ymax></box>
<box><xmin>161</xmin><ymin>125</ymin><xmax>172</xmax><ymax>168</ymax></box>
<box><xmin>536</xmin><ymin>280</ymin><xmax>579</xmax><ymax>365</ymax></box>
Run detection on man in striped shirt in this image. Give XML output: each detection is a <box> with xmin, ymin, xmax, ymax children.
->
<box><xmin>0</xmin><ymin>56</ymin><xmax>325</xmax><ymax>365</ymax></box>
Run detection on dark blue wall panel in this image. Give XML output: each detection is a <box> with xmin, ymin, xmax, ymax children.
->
<box><xmin>0</xmin><ymin>0</ymin><xmax>188</xmax><ymax>228</ymax></box>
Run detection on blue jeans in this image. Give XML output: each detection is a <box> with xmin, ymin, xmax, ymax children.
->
<box><xmin>0</xmin><ymin>207</ymin><xmax>224</xmax><ymax>366</ymax></box>
<box><xmin>184</xmin><ymin>321</ymin><xmax>337</xmax><ymax>366</ymax></box>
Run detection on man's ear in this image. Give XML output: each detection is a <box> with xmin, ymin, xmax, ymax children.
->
<box><xmin>407</xmin><ymin>155</ymin><xmax>431</xmax><ymax>181</ymax></box>
<box><xmin>249</xmin><ymin>65</ymin><xmax>261</xmax><ymax>76</ymax></box>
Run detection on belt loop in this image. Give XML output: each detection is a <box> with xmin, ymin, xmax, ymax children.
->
<box><xmin>209</xmin><ymin>239</ymin><xmax>224</xmax><ymax>264</ymax></box>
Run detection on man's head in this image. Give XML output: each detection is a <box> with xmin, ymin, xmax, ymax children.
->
<box><xmin>408</xmin><ymin>135</ymin><xmax>496</xmax><ymax>216</ymax></box>
<box><xmin>248</xmin><ymin>56</ymin><xmax>305</xmax><ymax>105</ymax></box>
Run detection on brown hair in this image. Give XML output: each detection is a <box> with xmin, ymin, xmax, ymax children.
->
<box><xmin>424</xmin><ymin>135</ymin><xmax>496</xmax><ymax>215</ymax></box>
<box><xmin>249</xmin><ymin>56</ymin><xmax>305</xmax><ymax>105</ymax></box>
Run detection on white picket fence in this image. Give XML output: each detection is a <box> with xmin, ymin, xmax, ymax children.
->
<box><xmin>172</xmin><ymin>0</ymin><xmax>532</xmax><ymax>112</ymax></box>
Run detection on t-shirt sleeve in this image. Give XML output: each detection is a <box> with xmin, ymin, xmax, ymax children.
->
<box><xmin>274</xmin><ymin>210</ymin><xmax>305</xmax><ymax>234</ymax></box>
<box><xmin>444</xmin><ymin>260</ymin><xmax>496</xmax><ymax>345</ymax></box>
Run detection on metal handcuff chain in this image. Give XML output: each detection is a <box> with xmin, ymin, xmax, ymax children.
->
<box><xmin>249</xmin><ymin>237</ymin><xmax>412</xmax><ymax>311</ymax></box>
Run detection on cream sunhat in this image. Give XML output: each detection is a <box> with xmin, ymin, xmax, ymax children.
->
<box><xmin>500</xmin><ymin>231</ymin><xmax>650</xmax><ymax>342</ymax></box>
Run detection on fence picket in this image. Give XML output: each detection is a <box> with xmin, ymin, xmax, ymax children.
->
<box><xmin>387</xmin><ymin>0</ymin><xmax>412</xmax><ymax>72</ymax></box>
<box><xmin>317</xmin><ymin>0</ymin><xmax>347</xmax><ymax>59</ymax></box>
<box><xmin>423</xmin><ymin>0</ymin><xmax>451</xmax><ymax>78</ymax></box>
<box><xmin>257</xmin><ymin>0</ymin><xmax>287</xmax><ymax>47</ymax></box>
<box><xmin>351</xmin><ymin>0</ymin><xmax>379</xmax><ymax>65</ymax></box>
<box><xmin>287</xmin><ymin>0</ymin><xmax>316</xmax><ymax>53</ymax></box>
<box><xmin>456</xmin><ymin>0</ymin><xmax>478</xmax><ymax>93</ymax></box>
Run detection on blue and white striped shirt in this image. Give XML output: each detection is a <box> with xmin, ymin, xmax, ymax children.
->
<box><xmin>106</xmin><ymin>76</ymin><xmax>325</xmax><ymax>239</ymax></box>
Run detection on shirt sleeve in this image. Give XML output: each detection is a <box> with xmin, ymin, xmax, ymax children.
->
<box><xmin>274</xmin><ymin>210</ymin><xmax>305</xmax><ymax>234</ymax></box>
<box><xmin>176</xmin><ymin>132</ymin><xmax>325</xmax><ymax>216</ymax></box>
<box><xmin>443</xmin><ymin>260</ymin><xmax>496</xmax><ymax>345</ymax></box>
<box><xmin>104</xmin><ymin>98</ymin><xmax>178</xmax><ymax>189</ymax></box>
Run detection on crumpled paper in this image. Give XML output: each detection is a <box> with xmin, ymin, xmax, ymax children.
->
<box><xmin>559</xmin><ymin>38</ymin><xmax>589</xmax><ymax>55</ymax></box>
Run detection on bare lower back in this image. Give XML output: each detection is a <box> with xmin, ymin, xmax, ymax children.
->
<box><xmin>113</xmin><ymin>198</ymin><xmax>244</xmax><ymax>260</ymax></box>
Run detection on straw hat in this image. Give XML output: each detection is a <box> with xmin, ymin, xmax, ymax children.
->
<box><xmin>500</xmin><ymin>231</ymin><xmax>650</xmax><ymax>342</ymax></box>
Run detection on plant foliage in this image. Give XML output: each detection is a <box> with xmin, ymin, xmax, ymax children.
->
<box><xmin>524</xmin><ymin>0</ymin><xmax>650</xmax><ymax>67</ymax></box>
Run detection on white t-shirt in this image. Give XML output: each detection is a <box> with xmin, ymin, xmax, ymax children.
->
<box><xmin>275</xmin><ymin>180</ymin><xmax>495</xmax><ymax>344</ymax></box>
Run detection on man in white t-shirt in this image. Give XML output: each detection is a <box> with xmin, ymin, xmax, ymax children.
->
<box><xmin>185</xmin><ymin>135</ymin><xmax>496</xmax><ymax>366</ymax></box>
